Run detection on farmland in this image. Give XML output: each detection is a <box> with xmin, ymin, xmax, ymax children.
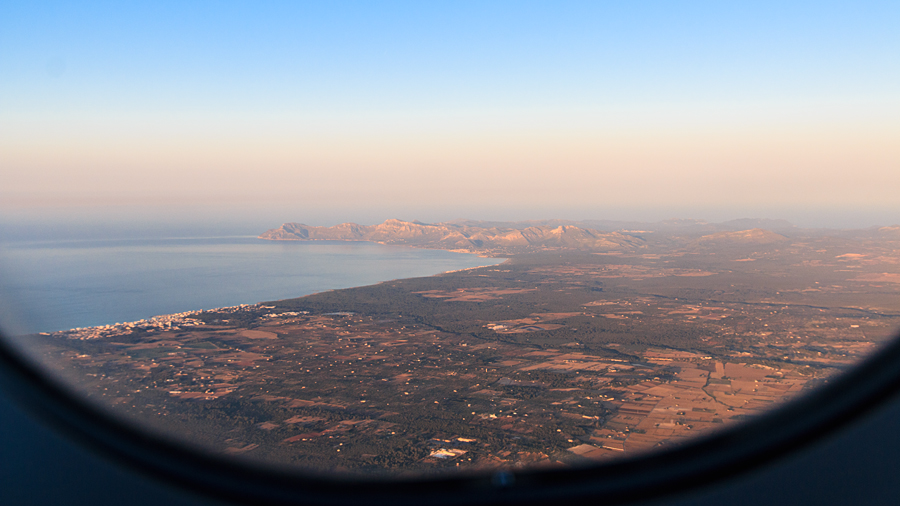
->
<box><xmin>32</xmin><ymin>224</ymin><xmax>900</xmax><ymax>474</ymax></box>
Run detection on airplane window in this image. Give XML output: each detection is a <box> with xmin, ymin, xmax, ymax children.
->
<box><xmin>1</xmin><ymin>2</ymin><xmax>898</xmax><ymax>504</ymax></box>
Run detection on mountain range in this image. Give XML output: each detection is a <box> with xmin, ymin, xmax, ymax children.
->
<box><xmin>260</xmin><ymin>218</ymin><xmax>900</xmax><ymax>255</ymax></box>
<box><xmin>259</xmin><ymin>219</ymin><xmax>646</xmax><ymax>255</ymax></box>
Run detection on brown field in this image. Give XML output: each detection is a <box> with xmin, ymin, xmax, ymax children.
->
<box><xmin>413</xmin><ymin>287</ymin><xmax>538</xmax><ymax>301</ymax></box>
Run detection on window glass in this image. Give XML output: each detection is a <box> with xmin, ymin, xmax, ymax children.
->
<box><xmin>1</xmin><ymin>2</ymin><xmax>898</xmax><ymax>476</ymax></box>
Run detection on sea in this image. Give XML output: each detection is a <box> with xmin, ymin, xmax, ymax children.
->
<box><xmin>0</xmin><ymin>235</ymin><xmax>504</xmax><ymax>335</ymax></box>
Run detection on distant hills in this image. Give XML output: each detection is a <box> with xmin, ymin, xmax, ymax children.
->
<box><xmin>441</xmin><ymin>217</ymin><xmax>798</xmax><ymax>234</ymax></box>
<box><xmin>260</xmin><ymin>219</ymin><xmax>644</xmax><ymax>255</ymax></box>
<box><xmin>696</xmin><ymin>228</ymin><xmax>789</xmax><ymax>245</ymax></box>
<box><xmin>259</xmin><ymin>219</ymin><xmax>808</xmax><ymax>255</ymax></box>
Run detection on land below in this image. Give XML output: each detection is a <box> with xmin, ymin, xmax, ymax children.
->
<box><xmin>31</xmin><ymin>218</ymin><xmax>900</xmax><ymax>475</ymax></box>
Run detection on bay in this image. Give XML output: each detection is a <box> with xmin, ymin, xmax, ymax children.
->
<box><xmin>0</xmin><ymin>236</ymin><xmax>503</xmax><ymax>334</ymax></box>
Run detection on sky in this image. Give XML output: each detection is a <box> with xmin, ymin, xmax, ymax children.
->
<box><xmin>1</xmin><ymin>1</ymin><xmax>898</xmax><ymax>228</ymax></box>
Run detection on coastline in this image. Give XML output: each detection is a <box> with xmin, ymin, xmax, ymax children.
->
<box><xmin>2</xmin><ymin>236</ymin><xmax>503</xmax><ymax>335</ymax></box>
<box><xmin>44</xmin><ymin>258</ymin><xmax>511</xmax><ymax>340</ymax></box>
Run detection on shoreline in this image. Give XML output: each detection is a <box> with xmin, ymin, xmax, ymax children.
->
<box><xmin>36</xmin><ymin>254</ymin><xmax>507</xmax><ymax>340</ymax></box>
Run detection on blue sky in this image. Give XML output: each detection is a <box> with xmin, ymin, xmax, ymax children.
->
<box><xmin>1</xmin><ymin>1</ymin><xmax>898</xmax><ymax>226</ymax></box>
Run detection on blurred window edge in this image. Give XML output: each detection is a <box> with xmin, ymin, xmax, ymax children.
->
<box><xmin>2</xmin><ymin>320</ymin><xmax>900</xmax><ymax>506</ymax></box>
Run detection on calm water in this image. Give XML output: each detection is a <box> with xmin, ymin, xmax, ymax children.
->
<box><xmin>0</xmin><ymin>236</ymin><xmax>503</xmax><ymax>334</ymax></box>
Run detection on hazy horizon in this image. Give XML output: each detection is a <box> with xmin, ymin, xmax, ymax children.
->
<box><xmin>1</xmin><ymin>203</ymin><xmax>898</xmax><ymax>246</ymax></box>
